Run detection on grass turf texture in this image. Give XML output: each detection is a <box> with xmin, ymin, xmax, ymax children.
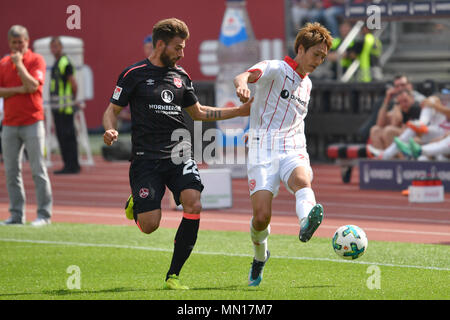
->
<box><xmin>0</xmin><ymin>223</ymin><xmax>449</xmax><ymax>300</ymax></box>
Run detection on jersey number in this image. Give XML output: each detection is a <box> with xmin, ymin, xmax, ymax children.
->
<box><xmin>183</xmin><ymin>159</ymin><xmax>199</xmax><ymax>176</ymax></box>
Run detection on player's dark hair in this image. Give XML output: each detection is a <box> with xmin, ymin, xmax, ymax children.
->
<box><xmin>152</xmin><ymin>18</ymin><xmax>189</xmax><ymax>47</ymax></box>
<box><xmin>294</xmin><ymin>22</ymin><xmax>333</xmax><ymax>54</ymax></box>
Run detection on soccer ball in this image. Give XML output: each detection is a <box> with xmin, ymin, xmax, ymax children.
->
<box><xmin>332</xmin><ymin>225</ymin><xmax>368</xmax><ymax>260</ymax></box>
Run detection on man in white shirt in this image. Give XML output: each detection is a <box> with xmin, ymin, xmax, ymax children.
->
<box><xmin>234</xmin><ymin>22</ymin><xmax>333</xmax><ymax>286</ymax></box>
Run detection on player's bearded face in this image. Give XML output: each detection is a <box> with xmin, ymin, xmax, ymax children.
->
<box><xmin>160</xmin><ymin>46</ymin><xmax>179</xmax><ymax>67</ymax></box>
<box><xmin>160</xmin><ymin>37</ymin><xmax>185</xmax><ymax>68</ymax></box>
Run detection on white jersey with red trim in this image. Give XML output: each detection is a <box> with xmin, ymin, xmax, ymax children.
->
<box><xmin>247</xmin><ymin>56</ymin><xmax>312</xmax><ymax>152</ymax></box>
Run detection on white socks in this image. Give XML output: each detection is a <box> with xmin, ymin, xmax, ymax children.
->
<box><xmin>382</xmin><ymin>128</ymin><xmax>415</xmax><ymax>159</ymax></box>
<box><xmin>250</xmin><ymin>188</ymin><xmax>317</xmax><ymax>262</ymax></box>
<box><xmin>419</xmin><ymin>106</ymin><xmax>433</xmax><ymax>124</ymax></box>
<box><xmin>250</xmin><ymin>219</ymin><xmax>270</xmax><ymax>262</ymax></box>
<box><xmin>422</xmin><ymin>135</ymin><xmax>450</xmax><ymax>157</ymax></box>
<box><xmin>295</xmin><ymin>188</ymin><xmax>316</xmax><ymax>222</ymax></box>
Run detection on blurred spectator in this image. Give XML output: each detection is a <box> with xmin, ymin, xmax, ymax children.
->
<box><xmin>395</xmin><ymin>132</ymin><xmax>450</xmax><ymax>161</ymax></box>
<box><xmin>0</xmin><ymin>97</ymin><xmax>3</xmax><ymax>160</ymax></box>
<box><xmin>116</xmin><ymin>34</ymin><xmax>154</xmax><ymax>133</ymax></box>
<box><xmin>309</xmin><ymin>1</ymin><xmax>347</xmax><ymax>38</ymax></box>
<box><xmin>368</xmin><ymin>89</ymin><xmax>421</xmax><ymax>153</ymax></box>
<box><xmin>358</xmin><ymin>75</ymin><xmax>425</xmax><ymax>141</ymax></box>
<box><xmin>49</xmin><ymin>36</ymin><xmax>81</xmax><ymax>174</ymax></box>
<box><xmin>327</xmin><ymin>20</ymin><xmax>355</xmax><ymax>79</ymax></box>
<box><xmin>0</xmin><ymin>25</ymin><xmax>52</xmax><ymax>226</ymax></box>
<box><xmin>143</xmin><ymin>34</ymin><xmax>153</xmax><ymax>57</ymax></box>
<box><xmin>371</xmin><ymin>94</ymin><xmax>449</xmax><ymax>160</ymax></box>
<box><xmin>395</xmin><ymin>85</ymin><xmax>450</xmax><ymax>161</ymax></box>
<box><xmin>351</xmin><ymin>26</ymin><xmax>382</xmax><ymax>82</ymax></box>
<box><xmin>291</xmin><ymin>1</ymin><xmax>318</xmax><ymax>34</ymax></box>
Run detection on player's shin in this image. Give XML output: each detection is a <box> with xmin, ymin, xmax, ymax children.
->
<box><xmin>166</xmin><ymin>213</ymin><xmax>200</xmax><ymax>280</ymax></box>
<box><xmin>295</xmin><ymin>187</ymin><xmax>316</xmax><ymax>222</ymax></box>
<box><xmin>250</xmin><ymin>218</ymin><xmax>270</xmax><ymax>262</ymax></box>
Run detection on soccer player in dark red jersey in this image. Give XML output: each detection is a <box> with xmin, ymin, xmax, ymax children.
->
<box><xmin>102</xmin><ymin>18</ymin><xmax>253</xmax><ymax>290</ymax></box>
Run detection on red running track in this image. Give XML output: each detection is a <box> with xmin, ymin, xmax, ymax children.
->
<box><xmin>0</xmin><ymin>156</ymin><xmax>449</xmax><ymax>245</ymax></box>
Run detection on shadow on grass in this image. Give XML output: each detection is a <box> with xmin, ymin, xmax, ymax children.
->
<box><xmin>152</xmin><ymin>285</ymin><xmax>244</xmax><ymax>292</ymax></box>
<box><xmin>0</xmin><ymin>287</ymin><xmax>147</xmax><ymax>298</ymax></box>
<box><xmin>155</xmin><ymin>284</ymin><xmax>337</xmax><ymax>291</ymax></box>
<box><xmin>1</xmin><ymin>284</ymin><xmax>337</xmax><ymax>298</ymax></box>
<box><xmin>290</xmin><ymin>285</ymin><xmax>337</xmax><ymax>289</ymax></box>
<box><xmin>43</xmin><ymin>287</ymin><xmax>147</xmax><ymax>296</ymax></box>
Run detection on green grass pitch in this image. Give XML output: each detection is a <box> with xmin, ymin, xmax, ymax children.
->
<box><xmin>0</xmin><ymin>223</ymin><xmax>449</xmax><ymax>300</ymax></box>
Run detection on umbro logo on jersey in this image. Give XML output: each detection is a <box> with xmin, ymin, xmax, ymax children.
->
<box><xmin>146</xmin><ymin>79</ymin><xmax>155</xmax><ymax>86</ymax></box>
<box><xmin>161</xmin><ymin>90</ymin><xmax>174</xmax><ymax>103</ymax></box>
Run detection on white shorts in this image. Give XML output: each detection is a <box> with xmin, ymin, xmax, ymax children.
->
<box><xmin>247</xmin><ymin>149</ymin><xmax>313</xmax><ymax>196</ymax></box>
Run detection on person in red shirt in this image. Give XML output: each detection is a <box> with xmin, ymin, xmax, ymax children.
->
<box><xmin>0</xmin><ymin>25</ymin><xmax>52</xmax><ymax>226</ymax></box>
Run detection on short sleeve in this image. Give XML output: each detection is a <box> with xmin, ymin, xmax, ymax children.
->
<box><xmin>110</xmin><ymin>68</ymin><xmax>137</xmax><ymax>107</ymax></box>
<box><xmin>182</xmin><ymin>77</ymin><xmax>199</xmax><ymax>108</ymax></box>
<box><xmin>29</xmin><ymin>54</ymin><xmax>46</xmax><ymax>85</ymax></box>
<box><xmin>247</xmin><ymin>60</ymin><xmax>277</xmax><ymax>83</ymax></box>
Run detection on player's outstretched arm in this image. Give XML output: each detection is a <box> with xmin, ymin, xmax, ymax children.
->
<box><xmin>102</xmin><ymin>103</ymin><xmax>123</xmax><ymax>146</ymax></box>
<box><xmin>234</xmin><ymin>70</ymin><xmax>261</xmax><ymax>103</ymax></box>
<box><xmin>185</xmin><ymin>97</ymin><xmax>254</xmax><ymax>122</ymax></box>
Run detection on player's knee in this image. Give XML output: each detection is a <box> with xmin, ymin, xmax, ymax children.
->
<box><xmin>369</xmin><ymin>125</ymin><xmax>381</xmax><ymax>139</ymax></box>
<box><xmin>138</xmin><ymin>221</ymin><xmax>159</xmax><ymax>234</ymax></box>
<box><xmin>370</xmin><ymin>125</ymin><xmax>380</xmax><ymax>134</ymax></box>
<box><xmin>252</xmin><ymin>215</ymin><xmax>270</xmax><ymax>231</ymax></box>
<box><xmin>183</xmin><ymin>200</ymin><xmax>202</xmax><ymax>214</ymax></box>
<box><xmin>252</xmin><ymin>207</ymin><xmax>271</xmax><ymax>230</ymax></box>
<box><xmin>384</xmin><ymin>125</ymin><xmax>400</xmax><ymax>137</ymax></box>
<box><xmin>289</xmin><ymin>176</ymin><xmax>310</xmax><ymax>191</ymax></box>
<box><xmin>136</xmin><ymin>215</ymin><xmax>160</xmax><ymax>234</ymax></box>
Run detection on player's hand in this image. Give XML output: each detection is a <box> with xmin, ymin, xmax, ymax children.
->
<box><xmin>238</xmin><ymin>96</ymin><xmax>254</xmax><ymax>116</ymax></box>
<box><xmin>103</xmin><ymin>129</ymin><xmax>119</xmax><ymax>146</ymax></box>
<box><xmin>236</xmin><ymin>86</ymin><xmax>251</xmax><ymax>103</ymax></box>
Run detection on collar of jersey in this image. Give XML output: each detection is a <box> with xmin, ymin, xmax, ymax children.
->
<box><xmin>146</xmin><ymin>58</ymin><xmax>178</xmax><ymax>70</ymax></box>
<box><xmin>284</xmin><ymin>56</ymin><xmax>307</xmax><ymax>79</ymax></box>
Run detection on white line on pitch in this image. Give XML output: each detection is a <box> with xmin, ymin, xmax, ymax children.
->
<box><xmin>48</xmin><ymin>207</ymin><xmax>450</xmax><ymax>225</ymax></box>
<box><xmin>27</xmin><ymin>209</ymin><xmax>450</xmax><ymax>237</ymax></box>
<box><xmin>197</xmin><ymin>218</ymin><xmax>450</xmax><ymax>237</ymax></box>
<box><xmin>0</xmin><ymin>238</ymin><xmax>449</xmax><ymax>272</ymax></box>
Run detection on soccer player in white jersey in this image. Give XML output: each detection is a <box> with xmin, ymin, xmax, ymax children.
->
<box><xmin>234</xmin><ymin>22</ymin><xmax>333</xmax><ymax>286</ymax></box>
